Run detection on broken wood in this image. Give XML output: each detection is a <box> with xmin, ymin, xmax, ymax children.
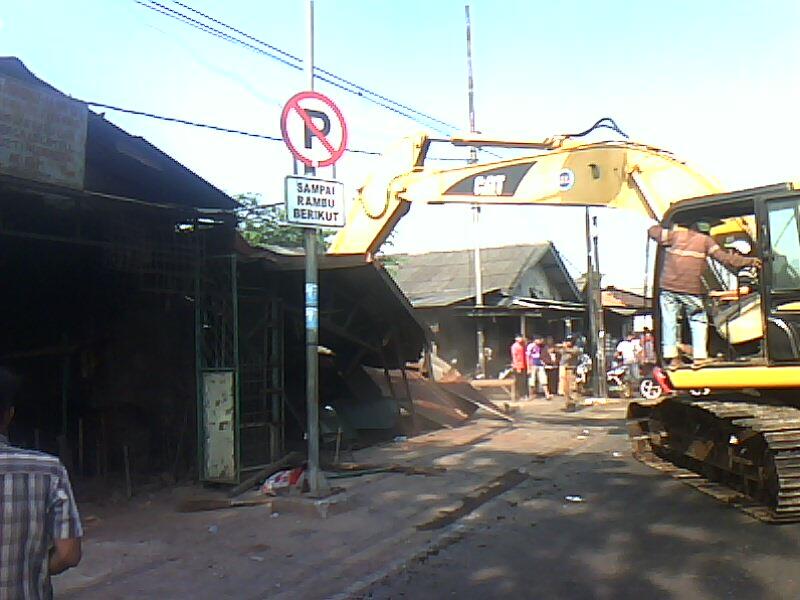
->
<box><xmin>177</xmin><ymin>496</ymin><xmax>273</xmax><ymax>513</ymax></box>
<box><xmin>324</xmin><ymin>462</ymin><xmax>445</xmax><ymax>477</ymax></box>
<box><xmin>227</xmin><ymin>451</ymin><xmax>304</xmax><ymax>498</ymax></box>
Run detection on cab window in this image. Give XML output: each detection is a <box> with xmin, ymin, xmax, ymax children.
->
<box><xmin>767</xmin><ymin>200</ymin><xmax>800</xmax><ymax>290</ymax></box>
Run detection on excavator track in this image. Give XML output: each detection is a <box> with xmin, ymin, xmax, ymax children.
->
<box><xmin>627</xmin><ymin>396</ymin><xmax>800</xmax><ymax>523</ymax></box>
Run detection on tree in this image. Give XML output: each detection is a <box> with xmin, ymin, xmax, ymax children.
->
<box><xmin>374</xmin><ymin>231</ymin><xmax>404</xmax><ymax>275</ymax></box>
<box><xmin>235</xmin><ymin>193</ymin><xmax>331</xmax><ymax>250</ymax></box>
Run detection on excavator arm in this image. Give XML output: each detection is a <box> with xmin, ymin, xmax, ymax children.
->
<box><xmin>329</xmin><ymin>132</ymin><xmax>723</xmax><ymax>255</ymax></box>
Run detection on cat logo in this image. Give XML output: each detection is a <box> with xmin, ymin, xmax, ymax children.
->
<box><xmin>473</xmin><ymin>174</ymin><xmax>506</xmax><ymax>196</ymax></box>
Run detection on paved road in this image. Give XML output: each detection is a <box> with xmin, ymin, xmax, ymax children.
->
<box><xmin>366</xmin><ymin>408</ymin><xmax>800</xmax><ymax>600</ymax></box>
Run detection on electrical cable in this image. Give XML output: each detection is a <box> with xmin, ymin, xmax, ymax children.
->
<box><xmin>81</xmin><ymin>99</ymin><xmax>382</xmax><ymax>155</ymax></box>
<box><xmin>565</xmin><ymin>117</ymin><xmax>629</xmax><ymax>140</ymax></box>
<box><xmin>137</xmin><ymin>2</ymin><xmax>518</xmax><ymax>158</ymax></box>
<box><xmin>81</xmin><ymin>99</ymin><xmax>476</xmax><ymax>162</ymax></box>
<box><xmin>169</xmin><ymin>0</ymin><xmax>459</xmax><ymax>132</ymax></box>
<box><xmin>137</xmin><ymin>0</ymin><xmax>456</xmax><ymax>135</ymax></box>
<box><xmin>137</xmin><ymin>1</ymin><xmax>306</xmax><ymax>71</ymax></box>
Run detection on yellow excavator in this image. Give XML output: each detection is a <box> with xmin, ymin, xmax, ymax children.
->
<box><xmin>330</xmin><ymin>129</ymin><xmax>800</xmax><ymax>522</ymax></box>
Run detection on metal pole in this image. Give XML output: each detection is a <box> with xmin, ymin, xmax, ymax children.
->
<box><xmin>584</xmin><ymin>207</ymin><xmax>597</xmax><ymax>395</ymax></box>
<box><xmin>466</xmin><ymin>5</ymin><xmax>486</xmax><ymax>376</ymax></box>
<box><xmin>304</xmin><ymin>0</ymin><xmax>327</xmax><ymax>496</ymax></box>
<box><xmin>592</xmin><ymin>214</ymin><xmax>609</xmax><ymax>397</ymax></box>
<box><xmin>465</xmin><ymin>5</ymin><xmax>477</xmax><ymax>167</ymax></box>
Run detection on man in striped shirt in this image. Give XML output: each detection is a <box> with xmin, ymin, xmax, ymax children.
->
<box><xmin>0</xmin><ymin>368</ymin><xmax>82</xmax><ymax>599</ymax></box>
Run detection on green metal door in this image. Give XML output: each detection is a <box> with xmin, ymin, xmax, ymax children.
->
<box><xmin>196</xmin><ymin>254</ymin><xmax>284</xmax><ymax>483</ymax></box>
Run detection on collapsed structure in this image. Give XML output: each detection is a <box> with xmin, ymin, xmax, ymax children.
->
<box><xmin>0</xmin><ymin>57</ymin><xmax>431</xmax><ymax>489</ymax></box>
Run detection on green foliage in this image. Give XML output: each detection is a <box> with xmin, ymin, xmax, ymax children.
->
<box><xmin>375</xmin><ymin>231</ymin><xmax>403</xmax><ymax>275</ymax></box>
<box><xmin>235</xmin><ymin>193</ymin><xmax>331</xmax><ymax>249</ymax></box>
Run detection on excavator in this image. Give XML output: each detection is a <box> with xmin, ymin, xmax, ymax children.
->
<box><xmin>329</xmin><ymin>128</ymin><xmax>800</xmax><ymax>522</ymax></box>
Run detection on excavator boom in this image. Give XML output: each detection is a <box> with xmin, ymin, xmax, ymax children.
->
<box><xmin>329</xmin><ymin>133</ymin><xmax>722</xmax><ymax>255</ymax></box>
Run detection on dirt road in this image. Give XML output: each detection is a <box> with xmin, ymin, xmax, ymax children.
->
<box><xmin>54</xmin><ymin>399</ymin><xmax>800</xmax><ymax>600</ymax></box>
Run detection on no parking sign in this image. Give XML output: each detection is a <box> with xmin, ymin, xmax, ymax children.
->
<box><xmin>280</xmin><ymin>91</ymin><xmax>348</xmax><ymax>168</ymax></box>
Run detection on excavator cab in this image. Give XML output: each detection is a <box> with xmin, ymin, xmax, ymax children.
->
<box><xmin>654</xmin><ymin>182</ymin><xmax>800</xmax><ymax>390</ymax></box>
<box><xmin>631</xmin><ymin>183</ymin><xmax>800</xmax><ymax>522</ymax></box>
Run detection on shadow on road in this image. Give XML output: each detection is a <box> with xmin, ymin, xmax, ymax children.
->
<box><xmin>368</xmin><ymin>445</ymin><xmax>800</xmax><ymax>600</ymax></box>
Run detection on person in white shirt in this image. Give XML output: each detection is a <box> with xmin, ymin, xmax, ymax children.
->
<box><xmin>615</xmin><ymin>333</ymin><xmax>642</xmax><ymax>381</ymax></box>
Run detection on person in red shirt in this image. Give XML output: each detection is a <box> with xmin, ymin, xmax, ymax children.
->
<box><xmin>510</xmin><ymin>335</ymin><xmax>528</xmax><ymax>400</ymax></box>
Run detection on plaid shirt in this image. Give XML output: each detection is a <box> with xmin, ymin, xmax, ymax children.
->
<box><xmin>0</xmin><ymin>435</ymin><xmax>82</xmax><ymax>600</ymax></box>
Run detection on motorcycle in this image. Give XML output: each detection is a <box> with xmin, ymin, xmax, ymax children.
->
<box><xmin>577</xmin><ymin>355</ymin><xmax>664</xmax><ymax>400</ymax></box>
<box><xmin>606</xmin><ymin>363</ymin><xmax>634</xmax><ymax>398</ymax></box>
<box><xmin>575</xmin><ymin>353</ymin><xmax>592</xmax><ymax>395</ymax></box>
<box><xmin>637</xmin><ymin>363</ymin><xmax>664</xmax><ymax>401</ymax></box>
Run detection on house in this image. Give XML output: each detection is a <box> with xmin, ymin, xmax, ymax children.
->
<box><xmin>602</xmin><ymin>285</ymin><xmax>653</xmax><ymax>351</ymax></box>
<box><xmin>388</xmin><ymin>243</ymin><xmax>585</xmax><ymax>377</ymax></box>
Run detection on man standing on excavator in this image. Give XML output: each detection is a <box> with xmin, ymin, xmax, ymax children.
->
<box><xmin>648</xmin><ymin>221</ymin><xmax>761</xmax><ymax>369</ymax></box>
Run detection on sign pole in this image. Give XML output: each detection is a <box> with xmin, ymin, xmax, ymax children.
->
<box><xmin>304</xmin><ymin>0</ymin><xmax>327</xmax><ymax>497</ymax></box>
<box><xmin>281</xmin><ymin>5</ymin><xmax>346</xmax><ymax>498</ymax></box>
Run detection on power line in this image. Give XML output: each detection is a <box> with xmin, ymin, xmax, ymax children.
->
<box><xmin>136</xmin><ymin>0</ymin><xmax>456</xmax><ymax>135</ymax></box>
<box><xmin>136</xmin><ymin>1</ymin><xmax>304</xmax><ymax>71</ymax></box>
<box><xmin>83</xmin><ymin>99</ymin><xmax>478</xmax><ymax>164</ymax></box>
<box><xmin>82</xmin><ymin>99</ymin><xmax>382</xmax><ymax>155</ymax></box>
<box><xmin>169</xmin><ymin>0</ymin><xmax>459</xmax><ymax>132</ymax></box>
<box><xmin>137</xmin><ymin>1</ymin><xmax>503</xmax><ymax>158</ymax></box>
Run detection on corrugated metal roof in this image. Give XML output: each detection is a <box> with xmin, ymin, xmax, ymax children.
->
<box><xmin>387</xmin><ymin>243</ymin><xmax>577</xmax><ymax>307</ymax></box>
<box><xmin>601</xmin><ymin>286</ymin><xmax>652</xmax><ymax>309</ymax></box>
<box><xmin>0</xmin><ymin>57</ymin><xmax>235</xmax><ymax>211</ymax></box>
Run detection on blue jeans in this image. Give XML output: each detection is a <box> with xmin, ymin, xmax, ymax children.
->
<box><xmin>660</xmin><ymin>290</ymin><xmax>708</xmax><ymax>359</ymax></box>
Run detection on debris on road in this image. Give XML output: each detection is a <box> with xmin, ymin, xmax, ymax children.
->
<box><xmin>564</xmin><ymin>495</ymin><xmax>584</xmax><ymax>503</ymax></box>
<box><xmin>261</xmin><ymin>466</ymin><xmax>306</xmax><ymax>496</ymax></box>
<box><xmin>228</xmin><ymin>451</ymin><xmax>305</xmax><ymax>498</ymax></box>
<box><xmin>325</xmin><ymin>462</ymin><xmax>446</xmax><ymax>479</ymax></box>
<box><xmin>178</xmin><ymin>496</ymin><xmax>274</xmax><ymax>513</ymax></box>
<box><xmin>417</xmin><ymin>468</ymin><xmax>528</xmax><ymax>531</ymax></box>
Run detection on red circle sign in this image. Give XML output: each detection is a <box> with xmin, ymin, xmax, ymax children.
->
<box><xmin>280</xmin><ymin>91</ymin><xmax>348</xmax><ymax>167</ymax></box>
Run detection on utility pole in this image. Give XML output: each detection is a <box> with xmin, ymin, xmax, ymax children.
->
<box><xmin>465</xmin><ymin>4</ymin><xmax>486</xmax><ymax>377</ymax></box>
<box><xmin>585</xmin><ymin>208</ymin><xmax>608</xmax><ymax>397</ymax></box>
<box><xmin>592</xmin><ymin>214</ymin><xmax>608</xmax><ymax>397</ymax></box>
<box><xmin>303</xmin><ymin>0</ymin><xmax>328</xmax><ymax>496</ymax></box>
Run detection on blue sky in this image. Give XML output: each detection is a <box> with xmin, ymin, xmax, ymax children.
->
<box><xmin>3</xmin><ymin>0</ymin><xmax>800</xmax><ymax>289</ymax></box>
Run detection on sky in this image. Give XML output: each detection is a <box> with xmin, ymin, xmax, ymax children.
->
<box><xmin>3</xmin><ymin>0</ymin><xmax>800</xmax><ymax>291</ymax></box>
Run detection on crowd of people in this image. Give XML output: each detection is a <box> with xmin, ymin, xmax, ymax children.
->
<box><xmin>509</xmin><ymin>334</ymin><xmax>583</xmax><ymax>411</ymax></box>
<box><xmin>509</xmin><ymin>328</ymin><xmax>659</xmax><ymax>411</ymax></box>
